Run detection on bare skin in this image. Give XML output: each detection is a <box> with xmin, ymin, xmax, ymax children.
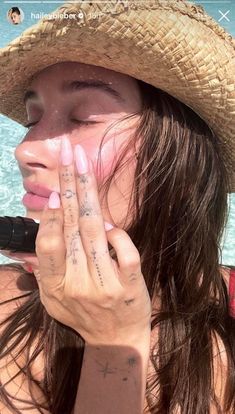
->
<box><xmin>0</xmin><ymin>63</ymin><xmax>153</xmax><ymax>412</ymax></box>
<box><xmin>0</xmin><ymin>62</ymin><xmax>231</xmax><ymax>413</ymax></box>
<box><xmin>1</xmin><ymin>61</ymin><xmax>143</xmax><ymax>271</ymax></box>
<box><xmin>10</xmin><ymin>11</ymin><xmax>21</xmax><ymax>24</ymax></box>
<box><xmin>16</xmin><ymin>61</ymin><xmax>142</xmax><ymax>225</ymax></box>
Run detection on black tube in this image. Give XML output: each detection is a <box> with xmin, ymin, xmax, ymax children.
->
<box><xmin>0</xmin><ymin>216</ymin><xmax>39</xmax><ymax>253</ymax></box>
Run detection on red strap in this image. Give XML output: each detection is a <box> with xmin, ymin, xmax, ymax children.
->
<box><xmin>229</xmin><ymin>268</ymin><xmax>235</xmax><ymax>317</ymax></box>
<box><xmin>230</xmin><ymin>268</ymin><xmax>235</xmax><ymax>278</ymax></box>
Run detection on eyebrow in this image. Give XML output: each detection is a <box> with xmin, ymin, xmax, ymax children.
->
<box><xmin>23</xmin><ymin>79</ymin><xmax>126</xmax><ymax>105</ymax></box>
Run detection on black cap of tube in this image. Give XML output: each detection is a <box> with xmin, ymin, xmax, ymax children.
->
<box><xmin>0</xmin><ymin>216</ymin><xmax>39</xmax><ymax>253</ymax></box>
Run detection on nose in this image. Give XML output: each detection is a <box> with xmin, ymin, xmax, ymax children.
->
<box><xmin>15</xmin><ymin>142</ymin><xmax>63</xmax><ymax>173</ymax></box>
<box><xmin>14</xmin><ymin>125</ymin><xmax>63</xmax><ymax>173</ymax></box>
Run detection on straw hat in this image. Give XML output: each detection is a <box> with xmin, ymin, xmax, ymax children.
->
<box><xmin>0</xmin><ymin>0</ymin><xmax>234</xmax><ymax>191</ymax></box>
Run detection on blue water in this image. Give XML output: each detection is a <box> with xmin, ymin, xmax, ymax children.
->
<box><xmin>0</xmin><ymin>1</ymin><xmax>234</xmax><ymax>265</ymax></box>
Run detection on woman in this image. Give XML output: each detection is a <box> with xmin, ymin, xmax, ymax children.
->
<box><xmin>0</xmin><ymin>1</ymin><xmax>235</xmax><ymax>413</ymax></box>
<box><xmin>8</xmin><ymin>7</ymin><xmax>21</xmax><ymax>25</ymax></box>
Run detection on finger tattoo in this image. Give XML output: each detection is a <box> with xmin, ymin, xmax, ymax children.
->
<box><xmin>90</xmin><ymin>240</ymin><xmax>107</xmax><ymax>287</ymax></box>
<box><xmin>49</xmin><ymin>255</ymin><xmax>56</xmax><ymax>275</ymax></box>
<box><xmin>124</xmin><ymin>299</ymin><xmax>135</xmax><ymax>306</ymax></box>
<box><xmin>79</xmin><ymin>174</ymin><xmax>89</xmax><ymax>185</ymax></box>
<box><xmin>67</xmin><ymin>230</ymin><xmax>81</xmax><ymax>265</ymax></box>
<box><xmin>45</xmin><ymin>211</ymin><xmax>60</xmax><ymax>228</ymax></box>
<box><xmin>62</xmin><ymin>189</ymin><xmax>76</xmax><ymax>199</ymax></box>
<box><xmin>61</xmin><ymin>168</ymin><xmax>73</xmax><ymax>183</ymax></box>
<box><xmin>79</xmin><ymin>201</ymin><xmax>94</xmax><ymax>217</ymax></box>
<box><xmin>79</xmin><ymin>192</ymin><xmax>99</xmax><ymax>217</ymax></box>
<box><xmin>129</xmin><ymin>272</ymin><xmax>139</xmax><ymax>282</ymax></box>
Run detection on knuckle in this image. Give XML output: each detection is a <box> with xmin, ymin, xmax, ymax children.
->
<box><xmin>36</xmin><ymin>236</ymin><xmax>62</xmax><ymax>255</ymax></box>
<box><xmin>121</xmin><ymin>252</ymin><xmax>141</xmax><ymax>269</ymax></box>
<box><xmin>100</xmin><ymin>293</ymin><xmax>118</xmax><ymax>309</ymax></box>
<box><xmin>63</xmin><ymin>206</ymin><xmax>79</xmax><ymax>227</ymax></box>
<box><xmin>111</xmin><ymin>229</ymin><xmax>125</xmax><ymax>242</ymax></box>
<box><xmin>67</xmin><ymin>285</ymin><xmax>81</xmax><ymax>300</ymax></box>
<box><xmin>112</xmin><ymin>230</ymin><xmax>140</xmax><ymax>250</ymax></box>
<box><xmin>41</xmin><ymin>281</ymin><xmax>64</xmax><ymax>302</ymax></box>
<box><xmin>43</xmin><ymin>210</ymin><xmax>63</xmax><ymax>224</ymax></box>
<box><xmin>80</xmin><ymin>221</ymin><xmax>102</xmax><ymax>239</ymax></box>
<box><xmin>99</xmin><ymin>287</ymin><xmax>123</xmax><ymax>306</ymax></box>
<box><xmin>76</xmin><ymin>290</ymin><xmax>88</xmax><ymax>303</ymax></box>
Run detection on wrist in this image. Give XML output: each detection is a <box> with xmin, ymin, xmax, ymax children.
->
<box><xmin>83</xmin><ymin>326</ymin><xmax>151</xmax><ymax>351</ymax></box>
<box><xmin>76</xmin><ymin>336</ymin><xmax>151</xmax><ymax>414</ymax></box>
<box><xmin>84</xmin><ymin>329</ymin><xmax>151</xmax><ymax>358</ymax></box>
<box><xmin>83</xmin><ymin>341</ymin><xmax>150</xmax><ymax>379</ymax></box>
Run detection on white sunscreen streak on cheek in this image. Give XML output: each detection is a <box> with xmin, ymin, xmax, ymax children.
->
<box><xmin>46</xmin><ymin>138</ymin><xmax>60</xmax><ymax>152</ymax></box>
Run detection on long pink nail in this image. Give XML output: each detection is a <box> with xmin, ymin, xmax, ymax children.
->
<box><xmin>104</xmin><ymin>221</ymin><xmax>114</xmax><ymax>231</ymax></box>
<box><xmin>61</xmin><ymin>136</ymin><xmax>73</xmax><ymax>166</ymax></box>
<box><xmin>75</xmin><ymin>144</ymin><xmax>89</xmax><ymax>175</ymax></box>
<box><xmin>48</xmin><ymin>192</ymin><xmax>61</xmax><ymax>209</ymax></box>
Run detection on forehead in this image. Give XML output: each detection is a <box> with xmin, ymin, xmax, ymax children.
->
<box><xmin>29</xmin><ymin>62</ymin><xmax>135</xmax><ymax>90</ymax></box>
<box><xmin>26</xmin><ymin>62</ymin><xmax>142</xmax><ymax>109</ymax></box>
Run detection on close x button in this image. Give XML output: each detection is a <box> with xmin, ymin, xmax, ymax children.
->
<box><xmin>218</xmin><ymin>9</ymin><xmax>231</xmax><ymax>22</ymax></box>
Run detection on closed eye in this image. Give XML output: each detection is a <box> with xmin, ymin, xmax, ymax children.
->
<box><xmin>71</xmin><ymin>119</ymin><xmax>98</xmax><ymax>127</ymax></box>
<box><xmin>24</xmin><ymin>121</ymin><xmax>38</xmax><ymax>129</ymax></box>
<box><xmin>24</xmin><ymin>120</ymin><xmax>98</xmax><ymax>129</ymax></box>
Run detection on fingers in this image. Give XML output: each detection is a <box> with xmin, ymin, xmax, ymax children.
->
<box><xmin>35</xmin><ymin>137</ymin><xmax>116</xmax><ymax>295</ymax></box>
<box><xmin>35</xmin><ymin>204</ymin><xmax>66</xmax><ymax>292</ymax></box>
<box><xmin>59</xmin><ymin>137</ymin><xmax>87</xmax><ymax>275</ymax></box>
<box><xmin>35</xmin><ymin>136</ymin><xmax>140</xmax><ymax>299</ymax></box>
<box><xmin>74</xmin><ymin>144</ymin><xmax>117</xmax><ymax>289</ymax></box>
<box><xmin>105</xmin><ymin>228</ymin><xmax>143</xmax><ymax>286</ymax></box>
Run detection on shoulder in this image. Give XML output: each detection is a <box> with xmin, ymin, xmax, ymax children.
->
<box><xmin>0</xmin><ymin>264</ymin><xmax>48</xmax><ymax>413</ymax></box>
<box><xmin>0</xmin><ymin>263</ymin><xmax>37</xmax><ymax>322</ymax></box>
<box><xmin>211</xmin><ymin>266</ymin><xmax>234</xmax><ymax>413</ymax></box>
<box><xmin>0</xmin><ymin>263</ymin><xmax>39</xmax><ymax>344</ymax></box>
<box><xmin>219</xmin><ymin>265</ymin><xmax>231</xmax><ymax>289</ymax></box>
<box><xmin>0</xmin><ymin>262</ymin><xmax>38</xmax><ymax>295</ymax></box>
<box><xmin>146</xmin><ymin>266</ymin><xmax>234</xmax><ymax>413</ymax></box>
<box><xmin>211</xmin><ymin>330</ymin><xmax>232</xmax><ymax>413</ymax></box>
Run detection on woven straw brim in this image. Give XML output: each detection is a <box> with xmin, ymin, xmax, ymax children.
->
<box><xmin>0</xmin><ymin>0</ymin><xmax>234</xmax><ymax>191</ymax></box>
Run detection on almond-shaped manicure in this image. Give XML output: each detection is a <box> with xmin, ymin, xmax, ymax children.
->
<box><xmin>61</xmin><ymin>136</ymin><xmax>73</xmax><ymax>166</ymax></box>
<box><xmin>75</xmin><ymin>144</ymin><xmax>89</xmax><ymax>175</ymax></box>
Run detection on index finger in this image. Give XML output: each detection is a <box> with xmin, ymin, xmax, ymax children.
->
<box><xmin>74</xmin><ymin>144</ymin><xmax>117</xmax><ymax>289</ymax></box>
<box><xmin>59</xmin><ymin>136</ymin><xmax>87</xmax><ymax>269</ymax></box>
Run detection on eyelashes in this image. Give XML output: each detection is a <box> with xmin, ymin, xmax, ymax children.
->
<box><xmin>24</xmin><ymin>122</ymin><xmax>36</xmax><ymax>129</ymax></box>
<box><xmin>24</xmin><ymin>121</ymin><xmax>37</xmax><ymax>129</ymax></box>
<box><xmin>24</xmin><ymin>120</ymin><xmax>98</xmax><ymax>129</ymax></box>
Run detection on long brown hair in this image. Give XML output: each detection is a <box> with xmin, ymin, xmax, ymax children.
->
<box><xmin>1</xmin><ymin>79</ymin><xmax>235</xmax><ymax>414</ymax></box>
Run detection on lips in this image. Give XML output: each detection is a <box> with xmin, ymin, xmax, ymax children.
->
<box><xmin>23</xmin><ymin>180</ymin><xmax>55</xmax><ymax>198</ymax></box>
<box><xmin>22</xmin><ymin>181</ymin><xmax>57</xmax><ymax>210</ymax></box>
<box><xmin>22</xmin><ymin>193</ymin><xmax>49</xmax><ymax>210</ymax></box>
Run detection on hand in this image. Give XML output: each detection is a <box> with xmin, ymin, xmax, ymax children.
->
<box><xmin>33</xmin><ymin>139</ymin><xmax>152</xmax><ymax>346</ymax></box>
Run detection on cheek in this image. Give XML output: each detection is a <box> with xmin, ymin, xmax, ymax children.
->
<box><xmin>80</xmin><ymin>126</ymin><xmax>136</xmax><ymax>181</ymax></box>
